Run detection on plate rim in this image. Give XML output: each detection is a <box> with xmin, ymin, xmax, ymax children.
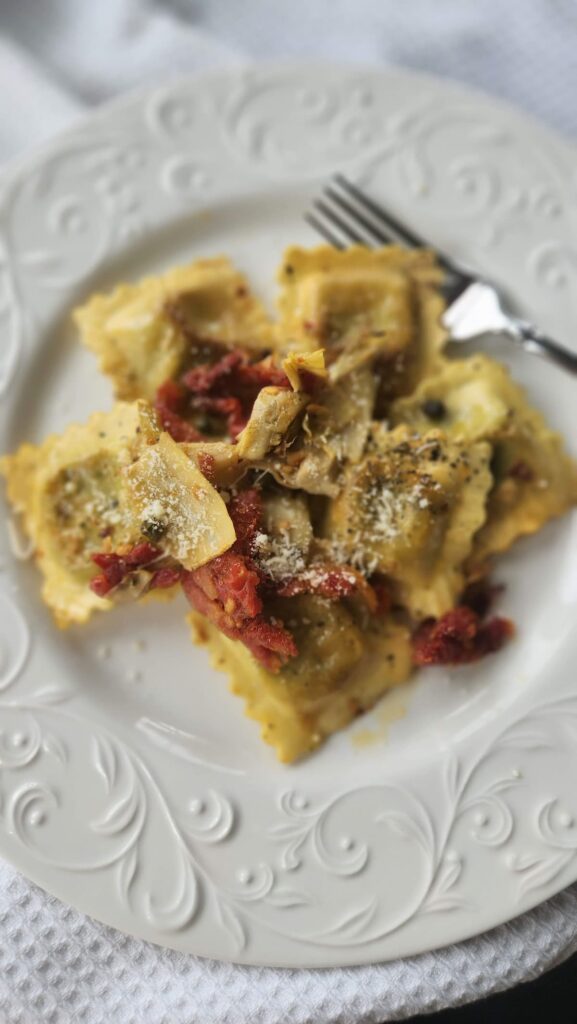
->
<box><xmin>1</xmin><ymin>59</ymin><xmax>577</xmax><ymax>967</ymax></box>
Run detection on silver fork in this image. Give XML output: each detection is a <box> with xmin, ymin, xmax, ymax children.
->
<box><xmin>305</xmin><ymin>174</ymin><xmax>577</xmax><ymax>376</ymax></box>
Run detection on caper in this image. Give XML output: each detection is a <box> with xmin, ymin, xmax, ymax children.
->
<box><xmin>141</xmin><ymin>517</ymin><xmax>167</xmax><ymax>542</ymax></box>
<box><xmin>422</xmin><ymin>398</ymin><xmax>446</xmax><ymax>421</ymax></box>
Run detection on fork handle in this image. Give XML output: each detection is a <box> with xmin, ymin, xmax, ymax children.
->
<box><xmin>509</xmin><ymin>319</ymin><xmax>577</xmax><ymax>375</ymax></box>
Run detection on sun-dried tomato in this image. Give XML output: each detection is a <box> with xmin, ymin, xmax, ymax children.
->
<box><xmin>413</xmin><ymin>606</ymin><xmax>514</xmax><ymax>666</ymax></box>
<box><xmin>477</xmin><ymin>616</ymin><xmax>515</xmax><ymax>655</ymax></box>
<box><xmin>156</xmin><ymin>348</ymin><xmax>291</xmax><ymax>443</ymax></box>
<box><xmin>149</xmin><ymin>566</ymin><xmax>183</xmax><ymax>590</ymax></box>
<box><xmin>90</xmin><ymin>556</ymin><xmax>125</xmax><ymax>597</ymax></box>
<box><xmin>180</xmin><ymin>487</ymin><xmax>296</xmax><ymax>670</ymax></box>
<box><xmin>182</xmin><ymin>551</ymin><xmax>296</xmax><ymax>672</ymax></box>
<box><xmin>228</xmin><ymin>488</ymin><xmax>263</xmax><ymax>555</ymax></box>
<box><xmin>90</xmin><ymin>542</ymin><xmax>162</xmax><ymax>597</ymax></box>
<box><xmin>192</xmin><ymin>395</ymin><xmax>247</xmax><ymax>439</ymax></box>
<box><xmin>155</xmin><ymin>379</ymin><xmax>204</xmax><ymax>442</ymax></box>
<box><xmin>183</xmin><ymin>350</ymin><xmax>288</xmax><ymax>397</ymax></box>
<box><xmin>181</xmin><ymin>350</ymin><xmax>246</xmax><ymax>393</ymax></box>
<box><xmin>182</xmin><ymin>349</ymin><xmax>290</xmax><ymax>439</ymax></box>
<box><xmin>242</xmin><ymin>617</ymin><xmax>298</xmax><ymax>671</ymax></box>
<box><xmin>186</xmin><ymin>552</ymin><xmax>263</xmax><ymax>622</ymax></box>
<box><xmin>123</xmin><ymin>542</ymin><xmax>162</xmax><ymax>566</ymax></box>
<box><xmin>276</xmin><ymin>564</ymin><xmax>377</xmax><ymax>611</ymax></box>
<box><xmin>239</xmin><ymin>358</ymin><xmax>289</xmax><ymax>392</ymax></box>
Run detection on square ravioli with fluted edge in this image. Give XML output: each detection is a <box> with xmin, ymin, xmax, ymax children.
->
<box><xmin>3</xmin><ymin>245</ymin><xmax>577</xmax><ymax>762</ymax></box>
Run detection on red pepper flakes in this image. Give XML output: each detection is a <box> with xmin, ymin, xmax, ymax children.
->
<box><xmin>413</xmin><ymin>606</ymin><xmax>514</xmax><ymax>666</ymax></box>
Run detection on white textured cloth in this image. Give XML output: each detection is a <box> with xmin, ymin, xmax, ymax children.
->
<box><xmin>1</xmin><ymin>2</ymin><xmax>577</xmax><ymax>1021</ymax></box>
<box><xmin>1</xmin><ymin>859</ymin><xmax>577</xmax><ymax>1024</ymax></box>
<box><xmin>1</xmin><ymin>0</ymin><xmax>577</xmax><ymax>156</ymax></box>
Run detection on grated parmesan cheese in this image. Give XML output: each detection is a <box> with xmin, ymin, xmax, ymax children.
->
<box><xmin>252</xmin><ymin>529</ymin><xmax>306</xmax><ymax>580</ymax></box>
<box><xmin>367</xmin><ymin>484</ymin><xmax>401</xmax><ymax>542</ymax></box>
<box><xmin>360</xmin><ymin>479</ymin><xmax>433</xmax><ymax>549</ymax></box>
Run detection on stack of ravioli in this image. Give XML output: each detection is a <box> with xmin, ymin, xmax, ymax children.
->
<box><xmin>3</xmin><ymin>246</ymin><xmax>576</xmax><ymax>761</ymax></box>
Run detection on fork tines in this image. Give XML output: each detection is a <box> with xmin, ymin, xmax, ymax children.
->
<box><xmin>305</xmin><ymin>173</ymin><xmax>412</xmax><ymax>250</ymax></box>
<box><xmin>306</xmin><ymin>175</ymin><xmax>470</xmax><ymax>293</ymax></box>
<box><xmin>306</xmin><ymin>176</ymin><xmax>480</xmax><ymax>308</ymax></box>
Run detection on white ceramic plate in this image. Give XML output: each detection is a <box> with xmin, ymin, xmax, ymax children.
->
<box><xmin>1</xmin><ymin>63</ymin><xmax>577</xmax><ymax>968</ymax></box>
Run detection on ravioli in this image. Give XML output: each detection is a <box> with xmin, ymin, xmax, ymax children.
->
<box><xmin>277</xmin><ymin>244</ymin><xmax>446</xmax><ymax>397</ymax></box>
<box><xmin>1</xmin><ymin>403</ymin><xmax>235</xmax><ymax>626</ymax></box>
<box><xmin>324</xmin><ymin>425</ymin><xmax>492</xmax><ymax>618</ymax></box>
<box><xmin>391</xmin><ymin>355</ymin><xmax>577</xmax><ymax>565</ymax></box>
<box><xmin>74</xmin><ymin>257</ymin><xmax>274</xmax><ymax>401</ymax></box>
<box><xmin>190</xmin><ymin>598</ymin><xmax>412</xmax><ymax>762</ymax></box>
<box><xmin>1</xmin><ymin>403</ymin><xmax>145</xmax><ymax>625</ymax></box>
<box><xmin>3</xmin><ymin>245</ymin><xmax>576</xmax><ymax>763</ymax></box>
